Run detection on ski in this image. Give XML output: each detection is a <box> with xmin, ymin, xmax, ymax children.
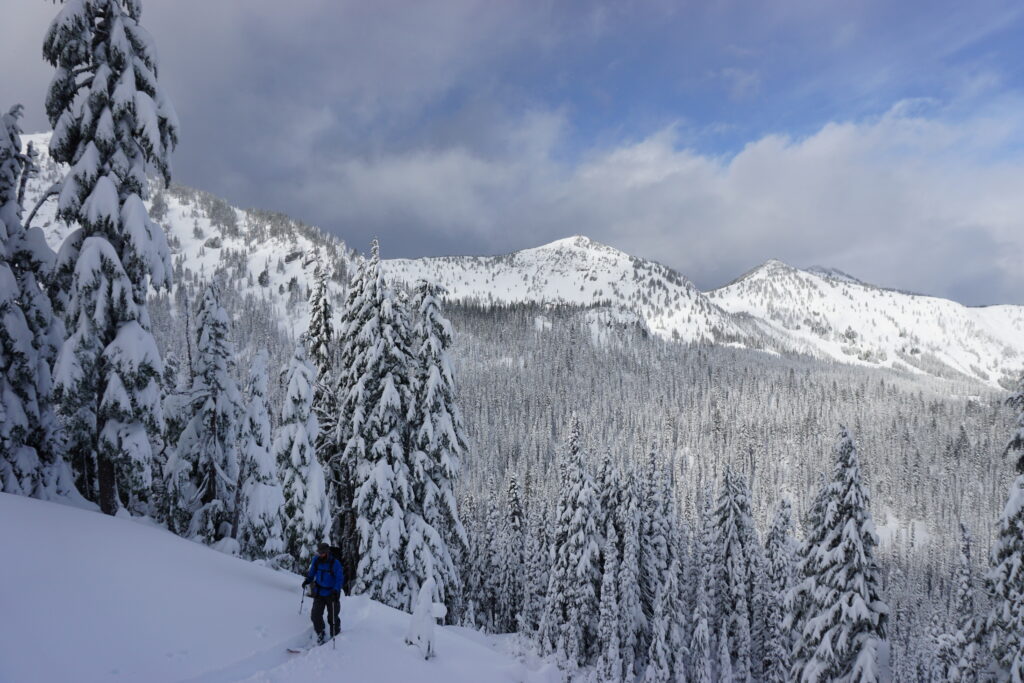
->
<box><xmin>286</xmin><ymin>633</ymin><xmax>340</xmax><ymax>654</ymax></box>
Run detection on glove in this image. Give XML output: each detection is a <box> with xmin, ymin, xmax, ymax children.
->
<box><xmin>302</xmin><ymin>579</ymin><xmax>310</xmax><ymax>588</ymax></box>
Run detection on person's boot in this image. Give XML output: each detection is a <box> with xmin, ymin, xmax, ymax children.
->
<box><xmin>317</xmin><ymin>631</ymin><xmax>326</xmax><ymax>645</ymax></box>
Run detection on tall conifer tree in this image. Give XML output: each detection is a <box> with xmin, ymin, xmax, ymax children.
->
<box><xmin>276</xmin><ymin>344</ymin><xmax>329</xmax><ymax>570</ymax></box>
<box><xmin>165</xmin><ymin>282</ymin><xmax>242</xmax><ymax>544</ymax></box>
<box><xmin>344</xmin><ymin>241</ymin><xmax>416</xmax><ymax>610</ymax></box>
<box><xmin>790</xmin><ymin>428</ymin><xmax>888</xmax><ymax>682</ymax></box>
<box><xmin>236</xmin><ymin>351</ymin><xmax>285</xmax><ymax>561</ymax></box>
<box><xmin>986</xmin><ymin>375</ymin><xmax>1024</xmax><ymax>680</ymax></box>
<box><xmin>1</xmin><ymin>105</ymin><xmax>74</xmax><ymax>500</ymax></box>
<box><xmin>45</xmin><ymin>0</ymin><xmax>177</xmax><ymax>514</ymax></box>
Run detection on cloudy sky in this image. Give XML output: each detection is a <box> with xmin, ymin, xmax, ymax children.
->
<box><xmin>3</xmin><ymin>1</ymin><xmax>1024</xmax><ymax>304</ymax></box>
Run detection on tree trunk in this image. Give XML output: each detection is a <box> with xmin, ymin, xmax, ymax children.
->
<box><xmin>97</xmin><ymin>449</ymin><xmax>117</xmax><ymax>515</ymax></box>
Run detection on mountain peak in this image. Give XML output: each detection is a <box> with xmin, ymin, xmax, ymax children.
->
<box><xmin>532</xmin><ymin>234</ymin><xmax>605</xmax><ymax>252</ymax></box>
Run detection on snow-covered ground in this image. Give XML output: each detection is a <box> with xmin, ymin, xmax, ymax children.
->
<box><xmin>0</xmin><ymin>493</ymin><xmax>559</xmax><ymax>683</ymax></box>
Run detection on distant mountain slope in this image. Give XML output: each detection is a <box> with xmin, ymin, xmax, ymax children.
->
<box><xmin>383</xmin><ymin>235</ymin><xmax>746</xmax><ymax>343</ymax></box>
<box><xmin>709</xmin><ymin>259</ymin><xmax>1024</xmax><ymax>387</ymax></box>
<box><xmin>20</xmin><ymin>132</ymin><xmax>357</xmax><ymax>339</ymax></box>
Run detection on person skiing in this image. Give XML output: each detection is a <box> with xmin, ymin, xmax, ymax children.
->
<box><xmin>301</xmin><ymin>542</ymin><xmax>344</xmax><ymax>644</ymax></box>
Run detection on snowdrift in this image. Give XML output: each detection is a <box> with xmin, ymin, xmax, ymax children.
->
<box><xmin>0</xmin><ymin>493</ymin><xmax>558</xmax><ymax>682</ymax></box>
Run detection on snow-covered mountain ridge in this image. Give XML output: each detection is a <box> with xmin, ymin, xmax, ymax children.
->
<box><xmin>383</xmin><ymin>235</ymin><xmax>746</xmax><ymax>343</ymax></box>
<box><xmin>19</xmin><ymin>133</ymin><xmax>1024</xmax><ymax>388</ymax></box>
<box><xmin>709</xmin><ymin>258</ymin><xmax>1024</xmax><ymax>388</ymax></box>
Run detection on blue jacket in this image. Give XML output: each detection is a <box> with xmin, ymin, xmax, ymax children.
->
<box><xmin>306</xmin><ymin>556</ymin><xmax>344</xmax><ymax>597</ymax></box>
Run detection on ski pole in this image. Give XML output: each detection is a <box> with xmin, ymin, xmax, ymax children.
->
<box><xmin>331</xmin><ymin>597</ymin><xmax>337</xmax><ymax>649</ymax></box>
<box><xmin>299</xmin><ymin>585</ymin><xmax>305</xmax><ymax>615</ymax></box>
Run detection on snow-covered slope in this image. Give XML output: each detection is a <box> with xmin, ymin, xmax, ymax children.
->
<box><xmin>20</xmin><ymin>133</ymin><xmax>357</xmax><ymax>339</ymax></box>
<box><xmin>710</xmin><ymin>259</ymin><xmax>1024</xmax><ymax>387</ymax></box>
<box><xmin>0</xmin><ymin>493</ymin><xmax>558</xmax><ymax>683</ymax></box>
<box><xmin>384</xmin><ymin>235</ymin><xmax>745</xmax><ymax>343</ymax></box>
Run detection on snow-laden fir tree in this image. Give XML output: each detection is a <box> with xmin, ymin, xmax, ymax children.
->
<box><xmin>763</xmin><ymin>498</ymin><xmax>798</xmax><ymax>683</ymax></box>
<box><xmin>646</xmin><ymin>557</ymin><xmax>684</xmax><ymax>682</ymax></box>
<box><xmin>930</xmin><ymin>612</ymin><xmax>962</xmax><ymax>683</ymax></box>
<box><xmin>407</xmin><ymin>280</ymin><xmax>468</xmax><ymax>611</ymax></box>
<box><xmin>785</xmin><ymin>474</ymin><xmax>828</xmax><ymax>658</ymax></box>
<box><xmin>952</xmin><ymin>522</ymin><xmax>981</xmax><ymax>681</ymax></box>
<box><xmin>276</xmin><ymin>343</ymin><xmax>329</xmax><ymax>570</ymax></box>
<box><xmin>165</xmin><ymin>282</ymin><xmax>242</xmax><ymax>545</ymax></box>
<box><xmin>645</xmin><ymin>580</ymin><xmax>673</xmax><ymax>683</ymax></box>
<box><xmin>235</xmin><ymin>351</ymin><xmax>285</xmax><ymax>561</ymax></box>
<box><xmin>307</xmin><ymin>261</ymin><xmax>335</xmax><ymax>467</ymax></box>
<box><xmin>986</xmin><ymin>374</ymin><xmax>1024</xmax><ymax>680</ymax></box>
<box><xmin>0</xmin><ymin>105</ymin><xmax>74</xmax><ymax>500</ymax></box>
<box><xmin>617</xmin><ymin>469</ymin><xmax>645</xmax><ymax>679</ymax></box>
<box><xmin>640</xmin><ymin>452</ymin><xmax>671</xmax><ymax>657</ymax></box>
<box><xmin>45</xmin><ymin>0</ymin><xmax>177</xmax><ymax>515</ymax></box>
<box><xmin>329</xmin><ymin>255</ymin><xmax>366</xmax><ymax>581</ymax></box>
<box><xmin>690</xmin><ymin>562</ymin><xmax>713</xmax><ymax>683</ymax></box>
<box><xmin>519</xmin><ymin>500</ymin><xmax>550</xmax><ymax>635</ymax></box>
<box><xmin>457</xmin><ymin>494</ymin><xmax>483</xmax><ymax>629</ymax></box>
<box><xmin>790</xmin><ymin>427</ymin><xmax>888</xmax><ymax>682</ymax></box>
<box><xmin>718</xmin><ymin>621</ymin><xmax>734</xmax><ymax>682</ymax></box>
<box><xmin>595</xmin><ymin>517</ymin><xmax>622</xmax><ymax>682</ymax></box>
<box><xmin>474</xmin><ymin>479</ymin><xmax>504</xmax><ymax>632</ymax></box>
<box><xmin>596</xmin><ymin>451</ymin><xmax>619</xmax><ymax>552</ymax></box>
<box><xmin>494</xmin><ymin>473</ymin><xmax>524</xmax><ymax>632</ymax></box>
<box><xmin>538</xmin><ymin>417</ymin><xmax>602</xmax><ymax>668</ymax></box>
<box><xmin>712</xmin><ymin>464</ymin><xmax>760</xmax><ymax>681</ymax></box>
<box><xmin>343</xmin><ymin>241</ymin><xmax>417</xmax><ymax>609</ymax></box>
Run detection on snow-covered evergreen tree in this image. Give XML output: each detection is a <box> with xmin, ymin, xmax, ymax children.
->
<box><xmin>165</xmin><ymin>283</ymin><xmax>242</xmax><ymax>545</ymax></box>
<box><xmin>645</xmin><ymin>580</ymin><xmax>674</xmax><ymax>683</ymax></box>
<box><xmin>538</xmin><ymin>417</ymin><xmax>602</xmax><ymax>668</ymax></box>
<box><xmin>640</xmin><ymin>452</ymin><xmax>671</xmax><ymax>658</ymax></box>
<box><xmin>617</xmin><ymin>471</ymin><xmax>645</xmax><ymax>679</ymax></box>
<box><xmin>595</xmin><ymin>517</ymin><xmax>622</xmax><ymax>682</ymax></box>
<box><xmin>307</xmin><ymin>261</ymin><xmax>335</xmax><ymax>468</ymax></box>
<box><xmin>986</xmin><ymin>375</ymin><xmax>1024</xmax><ymax>680</ymax></box>
<box><xmin>952</xmin><ymin>522</ymin><xmax>981</xmax><ymax>681</ymax></box>
<box><xmin>646</xmin><ymin>557</ymin><xmax>684</xmax><ymax>682</ymax></box>
<box><xmin>718</xmin><ymin>622</ymin><xmax>734</xmax><ymax>682</ymax></box>
<box><xmin>519</xmin><ymin>500</ymin><xmax>549</xmax><ymax>636</ymax></box>
<box><xmin>712</xmin><ymin>464</ymin><xmax>759</xmax><ymax>681</ymax></box>
<box><xmin>45</xmin><ymin>0</ymin><xmax>177</xmax><ymax>515</ymax></box>
<box><xmin>344</xmin><ymin>241</ymin><xmax>416</xmax><ymax>610</ymax></box>
<box><xmin>236</xmin><ymin>351</ymin><xmax>285</xmax><ymax>561</ymax></box>
<box><xmin>690</xmin><ymin>567</ymin><xmax>713</xmax><ymax>683</ymax></box>
<box><xmin>763</xmin><ymin>498</ymin><xmax>798</xmax><ymax>683</ymax></box>
<box><xmin>276</xmin><ymin>344</ymin><xmax>329</xmax><ymax>570</ymax></box>
<box><xmin>494</xmin><ymin>473</ymin><xmax>524</xmax><ymax>632</ymax></box>
<box><xmin>407</xmin><ymin>279</ymin><xmax>468</xmax><ymax>611</ymax></box>
<box><xmin>329</xmin><ymin>255</ymin><xmax>366</xmax><ymax>581</ymax></box>
<box><xmin>0</xmin><ymin>105</ymin><xmax>74</xmax><ymax>501</ymax></box>
<box><xmin>790</xmin><ymin>428</ymin><xmax>888</xmax><ymax>682</ymax></box>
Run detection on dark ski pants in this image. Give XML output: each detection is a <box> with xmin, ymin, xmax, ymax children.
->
<box><xmin>311</xmin><ymin>594</ymin><xmax>340</xmax><ymax>638</ymax></box>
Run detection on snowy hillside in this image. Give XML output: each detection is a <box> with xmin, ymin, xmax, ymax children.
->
<box><xmin>710</xmin><ymin>259</ymin><xmax>1024</xmax><ymax>387</ymax></box>
<box><xmin>0</xmin><ymin>493</ymin><xmax>558</xmax><ymax>683</ymax></box>
<box><xmin>384</xmin><ymin>235</ymin><xmax>746</xmax><ymax>343</ymax></box>
<box><xmin>20</xmin><ymin>133</ymin><xmax>357</xmax><ymax>340</ymax></box>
